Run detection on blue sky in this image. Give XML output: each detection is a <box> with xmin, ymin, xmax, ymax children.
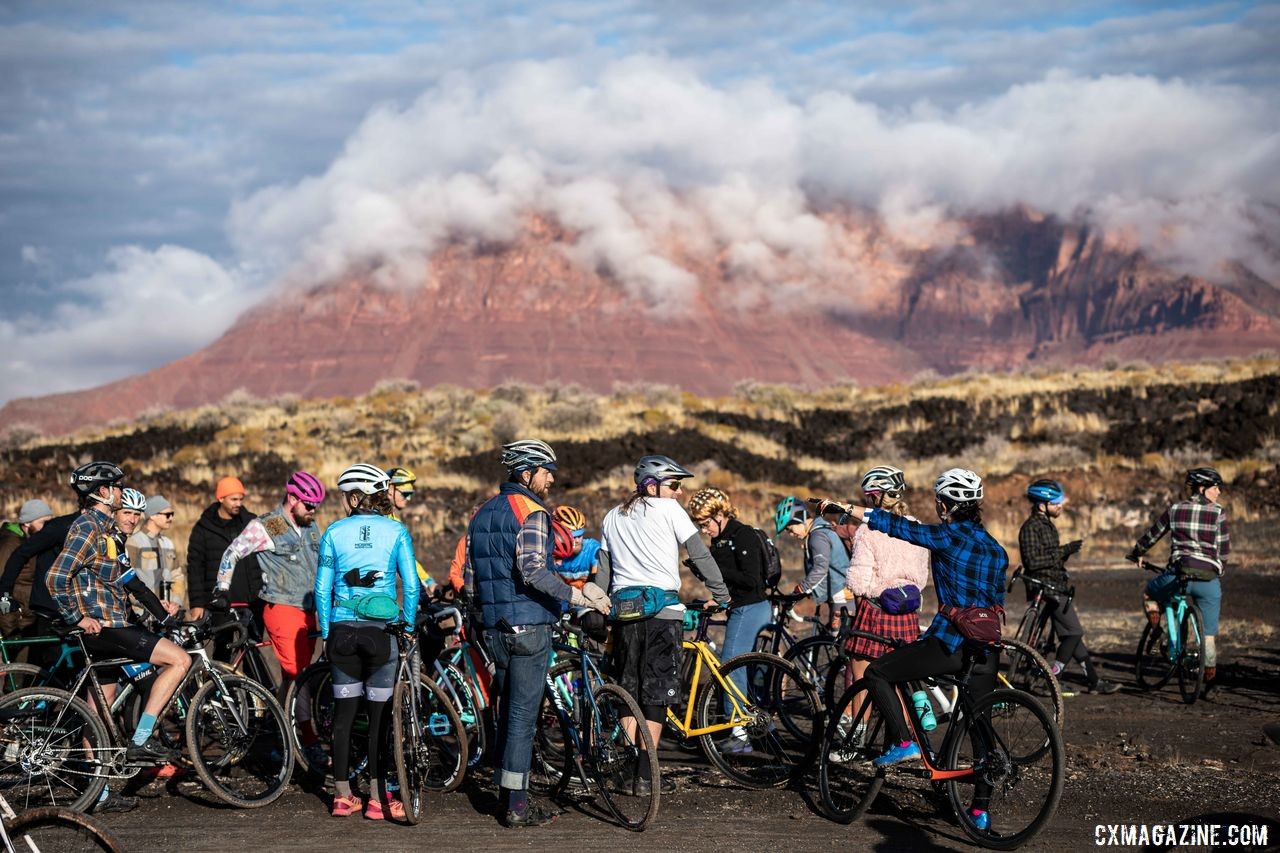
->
<box><xmin>1</xmin><ymin>1</ymin><xmax>1277</xmax><ymax>407</ymax></box>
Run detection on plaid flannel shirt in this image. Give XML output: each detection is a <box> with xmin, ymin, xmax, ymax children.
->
<box><xmin>1017</xmin><ymin>513</ymin><xmax>1071</xmax><ymax>588</ymax></box>
<box><xmin>46</xmin><ymin>506</ymin><xmax>134</xmax><ymax>627</ymax></box>
<box><xmin>868</xmin><ymin>510</ymin><xmax>1007</xmax><ymax>652</ymax></box>
<box><xmin>1134</xmin><ymin>495</ymin><xmax>1230</xmax><ymax>576</ymax></box>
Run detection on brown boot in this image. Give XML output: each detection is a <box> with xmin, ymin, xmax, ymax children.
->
<box><xmin>1146</xmin><ymin>611</ymin><xmax>1161</xmax><ymax>628</ymax></box>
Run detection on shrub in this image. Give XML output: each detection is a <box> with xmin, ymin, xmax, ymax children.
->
<box><xmin>538</xmin><ymin>400</ymin><xmax>602</xmax><ymax>433</ymax></box>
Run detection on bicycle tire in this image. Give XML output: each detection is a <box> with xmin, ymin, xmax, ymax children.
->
<box><xmin>4</xmin><ymin>805</ymin><xmax>124</xmax><ymax>852</ymax></box>
<box><xmin>1013</xmin><ymin>604</ymin><xmax>1039</xmax><ymax>649</ymax></box>
<box><xmin>816</xmin><ymin>679</ymin><xmax>887</xmax><ymax>823</ymax></box>
<box><xmin>432</xmin><ymin>660</ymin><xmax>487</xmax><ymax>770</ymax></box>
<box><xmin>0</xmin><ymin>686</ymin><xmax>109</xmax><ymax>812</ymax></box>
<box><xmin>997</xmin><ymin>637</ymin><xmax>1064</xmax><ymax>727</ymax></box>
<box><xmin>782</xmin><ymin>636</ymin><xmax>840</xmax><ymax>695</ymax></box>
<box><xmin>392</xmin><ymin>678</ymin><xmax>426</xmax><ymax>824</ymax></box>
<box><xmin>585</xmin><ymin>682</ymin><xmax>660</xmax><ymax>831</ymax></box>
<box><xmin>530</xmin><ymin>659</ymin><xmax>584</xmax><ymax>792</ymax></box>
<box><xmin>414</xmin><ymin>672</ymin><xmax>468</xmax><ymax>794</ymax></box>
<box><xmin>1134</xmin><ymin>619</ymin><xmax>1175</xmax><ymax>690</ymax></box>
<box><xmin>695</xmin><ymin>652</ymin><xmax>820</xmax><ymax>789</ymax></box>
<box><xmin>185</xmin><ymin>674</ymin><xmax>294</xmax><ymax>808</ymax></box>
<box><xmin>943</xmin><ymin>689</ymin><xmax>1064</xmax><ymax>850</ymax></box>
<box><xmin>1176</xmin><ymin>603</ymin><xmax>1205</xmax><ymax>705</ymax></box>
<box><xmin>0</xmin><ymin>663</ymin><xmax>44</xmax><ymax>694</ymax></box>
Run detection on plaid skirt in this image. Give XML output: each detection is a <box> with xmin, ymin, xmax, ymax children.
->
<box><xmin>845</xmin><ymin>600</ymin><xmax>921</xmax><ymax>659</ymax></box>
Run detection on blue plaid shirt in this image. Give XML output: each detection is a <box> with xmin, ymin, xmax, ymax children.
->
<box><xmin>867</xmin><ymin>510</ymin><xmax>1007</xmax><ymax>652</ymax></box>
<box><xmin>46</xmin><ymin>506</ymin><xmax>134</xmax><ymax>627</ymax></box>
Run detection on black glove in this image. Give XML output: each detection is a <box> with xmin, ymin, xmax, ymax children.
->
<box><xmin>1064</xmin><ymin>540</ymin><xmax>1083</xmax><ymax>557</ymax></box>
<box><xmin>208</xmin><ymin>591</ymin><xmax>230</xmax><ymax>613</ymax></box>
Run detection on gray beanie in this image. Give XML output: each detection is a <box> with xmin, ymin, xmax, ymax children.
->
<box><xmin>144</xmin><ymin>495</ymin><xmax>173</xmax><ymax>518</ymax></box>
<box><xmin>18</xmin><ymin>500</ymin><xmax>55</xmax><ymax>525</ymax></box>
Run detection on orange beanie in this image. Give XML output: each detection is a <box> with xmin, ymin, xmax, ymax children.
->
<box><xmin>216</xmin><ymin>476</ymin><xmax>246</xmax><ymax>500</ymax></box>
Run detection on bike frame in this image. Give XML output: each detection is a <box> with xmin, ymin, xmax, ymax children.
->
<box><xmin>665</xmin><ymin>637</ymin><xmax>756</xmax><ymax>738</ymax></box>
<box><xmin>1161</xmin><ymin>593</ymin><xmax>1191</xmax><ymax>660</ymax></box>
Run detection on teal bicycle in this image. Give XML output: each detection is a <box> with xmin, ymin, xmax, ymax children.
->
<box><xmin>1131</xmin><ymin>556</ymin><xmax>1205</xmax><ymax>705</ymax></box>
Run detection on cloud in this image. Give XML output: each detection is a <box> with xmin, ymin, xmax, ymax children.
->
<box><xmin>224</xmin><ymin>57</ymin><xmax>1280</xmax><ymax>308</ymax></box>
<box><xmin>0</xmin><ymin>245</ymin><xmax>250</xmax><ymax>403</ymax></box>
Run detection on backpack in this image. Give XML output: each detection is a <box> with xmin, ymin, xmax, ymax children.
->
<box><xmin>751</xmin><ymin>528</ymin><xmax>783</xmax><ymax>589</ymax></box>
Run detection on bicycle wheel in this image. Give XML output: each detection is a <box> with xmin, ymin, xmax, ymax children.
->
<box><xmin>414</xmin><ymin>672</ymin><xmax>467</xmax><ymax>793</ymax></box>
<box><xmin>530</xmin><ymin>660</ymin><xmax>581</xmax><ymax>793</ymax></box>
<box><xmin>695</xmin><ymin>652</ymin><xmax>820</xmax><ymax>789</ymax></box>
<box><xmin>943</xmin><ymin>689</ymin><xmax>1064</xmax><ymax>850</ymax></box>
<box><xmin>3</xmin><ymin>806</ymin><xmax>123</xmax><ymax>852</ymax></box>
<box><xmin>816</xmin><ymin>679</ymin><xmax>888</xmax><ymax>823</ymax></box>
<box><xmin>997</xmin><ymin>638</ymin><xmax>1064</xmax><ymax>727</ymax></box>
<box><xmin>434</xmin><ymin>660</ymin><xmax>487</xmax><ymax>769</ymax></box>
<box><xmin>583</xmin><ymin>683</ymin><xmax>660</xmax><ymax>831</ymax></box>
<box><xmin>1013</xmin><ymin>605</ymin><xmax>1039</xmax><ymax>647</ymax></box>
<box><xmin>392</xmin><ymin>677</ymin><xmax>426</xmax><ymax>824</ymax></box>
<box><xmin>186</xmin><ymin>674</ymin><xmax>294</xmax><ymax>808</ymax></box>
<box><xmin>0</xmin><ymin>687</ymin><xmax>109</xmax><ymax>812</ymax></box>
<box><xmin>783</xmin><ymin>637</ymin><xmax>840</xmax><ymax>695</ymax></box>
<box><xmin>1134</xmin><ymin>618</ymin><xmax>1175</xmax><ymax>690</ymax></box>
<box><xmin>1176</xmin><ymin>604</ymin><xmax>1205</xmax><ymax>705</ymax></box>
<box><xmin>0</xmin><ymin>663</ymin><xmax>44</xmax><ymax>693</ymax></box>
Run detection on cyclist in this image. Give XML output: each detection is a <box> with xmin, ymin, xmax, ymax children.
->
<box><xmin>1019</xmin><ymin>479</ymin><xmax>1118</xmax><ymax>694</ymax></box>
<box><xmin>386</xmin><ymin>466</ymin><xmax>436</xmax><ymax>598</ymax></box>
<box><xmin>550</xmin><ymin>505</ymin><xmax>602</xmax><ymax>592</ymax></box>
<box><xmin>686</xmin><ymin>487</ymin><xmax>769</xmax><ymax>731</ymax></box>
<box><xmin>467</xmin><ymin>440</ymin><xmax>609</xmax><ymax>827</ymax></box>
<box><xmin>840</xmin><ymin>468</ymin><xmax>1005</xmax><ymax>831</ymax></box>
<box><xmin>1130</xmin><ymin>467</ymin><xmax>1229</xmax><ymax>699</ymax></box>
<box><xmin>45</xmin><ymin>462</ymin><xmax>189</xmax><ymax>812</ymax></box>
<box><xmin>213</xmin><ymin>472</ymin><xmax>326</xmax><ymax>728</ymax></box>
<box><xmin>114</xmin><ymin>489</ymin><xmax>147</xmax><ymax>539</ymax></box>
<box><xmin>315</xmin><ymin>463</ymin><xmax>420</xmax><ymax>820</ymax></box>
<box><xmin>126</xmin><ymin>495</ymin><xmax>185</xmax><ymax>609</ymax></box>
<box><xmin>838</xmin><ymin>467</ymin><xmax>931</xmax><ymax>743</ymax></box>
<box><xmin>597</xmin><ymin>455</ymin><xmax>731</xmax><ymax>781</ymax></box>
<box><xmin>776</xmin><ymin>495</ymin><xmax>850</xmax><ymax>627</ymax></box>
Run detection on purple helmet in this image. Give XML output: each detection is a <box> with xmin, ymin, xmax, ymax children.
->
<box><xmin>286</xmin><ymin>471</ymin><xmax>326</xmax><ymax>505</ymax></box>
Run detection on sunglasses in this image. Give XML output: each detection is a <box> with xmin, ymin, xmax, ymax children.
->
<box><xmin>662</xmin><ymin>480</ymin><xmax>683</xmax><ymax>492</ymax></box>
<box><xmin>302</xmin><ymin>501</ymin><xmax>318</xmax><ymax>511</ymax></box>
<box><xmin>157</xmin><ymin>512</ymin><xmax>175</xmax><ymax>518</ymax></box>
<box><xmin>399</xmin><ymin>491</ymin><xmax>415</xmax><ymax>501</ymax></box>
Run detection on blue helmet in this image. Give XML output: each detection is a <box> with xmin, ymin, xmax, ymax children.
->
<box><xmin>774</xmin><ymin>496</ymin><xmax>809</xmax><ymax>535</ymax></box>
<box><xmin>1026</xmin><ymin>479</ymin><xmax>1065</xmax><ymax>505</ymax></box>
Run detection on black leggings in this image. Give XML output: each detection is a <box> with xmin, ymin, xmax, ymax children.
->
<box><xmin>864</xmin><ymin>636</ymin><xmax>998</xmax><ymax>745</ymax></box>
<box><xmin>328</xmin><ymin>623</ymin><xmax>397</xmax><ymax>800</ymax></box>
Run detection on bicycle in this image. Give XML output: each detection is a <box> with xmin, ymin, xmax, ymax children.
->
<box><xmin>1001</xmin><ymin>569</ymin><xmax>1072</xmax><ymax>719</ymax></box>
<box><xmin>0</xmin><ymin>618</ymin><xmax>294</xmax><ymax>812</ymax></box>
<box><xmin>664</xmin><ymin>602</ymin><xmax>821</xmax><ymax>788</ymax></box>
<box><xmin>529</xmin><ymin>621</ymin><xmax>659</xmax><ymax>831</ymax></box>
<box><xmin>421</xmin><ymin>603</ymin><xmax>494</xmax><ymax>775</ymax></box>
<box><xmin>817</xmin><ymin>628</ymin><xmax>1064</xmax><ymax>850</ymax></box>
<box><xmin>823</xmin><ymin>611</ymin><xmax>1064</xmax><ymax>730</ymax></box>
<box><xmin>753</xmin><ymin>590</ymin><xmax>841</xmax><ymax>700</ymax></box>
<box><xmin>386</xmin><ymin>620</ymin><xmax>468</xmax><ymax>823</ymax></box>
<box><xmin>0</xmin><ymin>630</ymin><xmax>82</xmax><ymax>693</ymax></box>
<box><xmin>1130</xmin><ymin>556</ymin><xmax>1205</xmax><ymax>705</ymax></box>
<box><xmin>0</xmin><ymin>795</ymin><xmax>121</xmax><ymax>853</ymax></box>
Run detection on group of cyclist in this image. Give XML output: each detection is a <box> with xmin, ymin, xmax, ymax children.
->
<box><xmin>0</xmin><ymin>440</ymin><xmax>1231</xmax><ymax>831</ymax></box>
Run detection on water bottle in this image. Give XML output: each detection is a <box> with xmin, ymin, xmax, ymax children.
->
<box><xmin>911</xmin><ymin>689</ymin><xmax>937</xmax><ymax>731</ymax></box>
<box><xmin>121</xmin><ymin>662</ymin><xmax>154</xmax><ymax>683</ymax></box>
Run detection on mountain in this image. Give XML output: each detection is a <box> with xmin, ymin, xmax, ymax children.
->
<box><xmin>3</xmin><ymin>208</ymin><xmax>1276</xmax><ymax>437</ymax></box>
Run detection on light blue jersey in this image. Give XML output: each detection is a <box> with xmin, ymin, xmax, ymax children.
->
<box><xmin>315</xmin><ymin>513</ymin><xmax>419</xmax><ymax>638</ymax></box>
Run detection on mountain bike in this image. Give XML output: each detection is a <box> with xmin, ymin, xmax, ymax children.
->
<box><xmin>0</xmin><ymin>618</ymin><xmax>294</xmax><ymax>812</ymax></box>
<box><xmin>753</xmin><ymin>590</ymin><xmax>840</xmax><ymax>700</ymax></box>
<box><xmin>817</xmin><ymin>629</ymin><xmax>1064</xmax><ymax>850</ymax></box>
<box><xmin>1130</xmin><ymin>556</ymin><xmax>1205</xmax><ymax>705</ymax></box>
<box><xmin>530</xmin><ymin>621</ymin><xmax>659</xmax><ymax>831</ymax></box>
<box><xmin>1001</xmin><ymin>569</ymin><xmax>1071</xmax><ymax>720</ymax></box>
<box><xmin>421</xmin><ymin>603</ymin><xmax>493</xmax><ymax>774</ymax></box>
<box><xmin>387</xmin><ymin>621</ymin><xmax>468</xmax><ymax>824</ymax></box>
<box><xmin>666</xmin><ymin>602</ymin><xmax>820</xmax><ymax>788</ymax></box>
<box><xmin>0</xmin><ymin>795</ymin><xmax>122</xmax><ymax>853</ymax></box>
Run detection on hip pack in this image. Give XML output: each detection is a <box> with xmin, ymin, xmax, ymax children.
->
<box><xmin>940</xmin><ymin>603</ymin><xmax>1005</xmax><ymax>645</ymax></box>
<box><xmin>609</xmin><ymin>586</ymin><xmax>680</xmax><ymax>622</ymax></box>
<box><xmin>878</xmin><ymin>584</ymin><xmax>922</xmax><ymax>615</ymax></box>
<box><xmin>336</xmin><ymin>593</ymin><xmax>400</xmax><ymax>621</ymax></box>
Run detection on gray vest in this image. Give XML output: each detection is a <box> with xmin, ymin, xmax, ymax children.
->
<box><xmin>255</xmin><ymin>506</ymin><xmax>320</xmax><ymax>609</ymax></box>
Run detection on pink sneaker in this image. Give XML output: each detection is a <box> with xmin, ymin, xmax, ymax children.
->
<box><xmin>364</xmin><ymin>797</ymin><xmax>406</xmax><ymax>821</ymax></box>
<box><xmin>331</xmin><ymin>794</ymin><xmax>362</xmax><ymax>817</ymax></box>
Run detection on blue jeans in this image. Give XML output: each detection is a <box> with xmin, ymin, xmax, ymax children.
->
<box><xmin>1145</xmin><ymin>572</ymin><xmax>1222</xmax><ymax>635</ymax></box>
<box><xmin>721</xmin><ymin>600</ymin><xmax>771</xmax><ymax>715</ymax></box>
<box><xmin>484</xmin><ymin>624</ymin><xmax>551</xmax><ymax>791</ymax></box>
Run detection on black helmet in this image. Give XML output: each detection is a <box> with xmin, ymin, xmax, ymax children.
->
<box><xmin>1185</xmin><ymin>467</ymin><xmax>1223</xmax><ymax>489</ymax></box>
<box><xmin>69</xmin><ymin>461</ymin><xmax>125</xmax><ymax>496</ymax></box>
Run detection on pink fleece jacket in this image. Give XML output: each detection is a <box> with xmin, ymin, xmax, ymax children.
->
<box><xmin>843</xmin><ymin>518</ymin><xmax>931</xmax><ymax>598</ymax></box>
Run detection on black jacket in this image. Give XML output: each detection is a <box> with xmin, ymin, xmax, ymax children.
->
<box><xmin>709</xmin><ymin>518</ymin><xmax>767</xmax><ymax>609</ymax></box>
<box><xmin>0</xmin><ymin>512</ymin><xmax>79</xmax><ymax>617</ymax></box>
<box><xmin>186</xmin><ymin>503</ymin><xmax>257</xmax><ymax>608</ymax></box>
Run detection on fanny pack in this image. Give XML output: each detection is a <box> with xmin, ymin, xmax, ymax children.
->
<box><xmin>1175</xmin><ymin>555</ymin><xmax>1220</xmax><ymax>581</ymax></box>
<box><xmin>878</xmin><ymin>584</ymin><xmax>922</xmax><ymax>615</ymax></box>
<box><xmin>336</xmin><ymin>593</ymin><xmax>400</xmax><ymax>621</ymax></box>
<box><xmin>940</xmin><ymin>603</ymin><xmax>1005</xmax><ymax>645</ymax></box>
<box><xmin>609</xmin><ymin>586</ymin><xmax>680</xmax><ymax>622</ymax></box>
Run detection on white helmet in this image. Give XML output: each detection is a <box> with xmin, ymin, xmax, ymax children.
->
<box><xmin>120</xmin><ymin>488</ymin><xmax>147</xmax><ymax>512</ymax></box>
<box><xmin>501</xmin><ymin>439</ymin><xmax>557</xmax><ymax>473</ymax></box>
<box><xmin>634</xmin><ymin>455</ymin><xmax>692</xmax><ymax>485</ymax></box>
<box><xmin>337</xmin><ymin>463</ymin><xmax>391</xmax><ymax>495</ymax></box>
<box><xmin>861</xmin><ymin>466</ymin><xmax>906</xmax><ymax>495</ymax></box>
<box><xmin>934</xmin><ymin>468</ymin><xmax>983</xmax><ymax>505</ymax></box>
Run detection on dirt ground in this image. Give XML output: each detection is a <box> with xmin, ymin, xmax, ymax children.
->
<box><xmin>96</xmin><ymin>566</ymin><xmax>1280</xmax><ymax>852</ymax></box>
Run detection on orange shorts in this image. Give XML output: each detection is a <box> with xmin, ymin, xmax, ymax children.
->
<box><xmin>263</xmin><ymin>602</ymin><xmax>317</xmax><ymax>680</ymax></box>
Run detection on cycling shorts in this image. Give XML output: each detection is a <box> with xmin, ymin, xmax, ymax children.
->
<box><xmin>328</xmin><ymin>621</ymin><xmax>398</xmax><ymax>702</ymax></box>
<box><xmin>82</xmin><ymin>625</ymin><xmax>161</xmax><ymax>665</ymax></box>
<box><xmin>612</xmin><ymin>618</ymin><xmax>682</xmax><ymax>706</ymax></box>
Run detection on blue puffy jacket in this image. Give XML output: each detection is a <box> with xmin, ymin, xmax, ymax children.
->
<box><xmin>469</xmin><ymin>483</ymin><xmax>563</xmax><ymax>629</ymax></box>
<box><xmin>315</xmin><ymin>512</ymin><xmax>419</xmax><ymax>638</ymax></box>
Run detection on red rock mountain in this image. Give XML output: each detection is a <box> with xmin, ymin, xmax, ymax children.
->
<box><xmin>3</xmin><ymin>209</ymin><xmax>1276</xmax><ymax>436</ymax></box>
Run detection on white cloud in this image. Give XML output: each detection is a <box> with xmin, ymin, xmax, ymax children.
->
<box><xmin>0</xmin><ymin>245</ymin><xmax>250</xmax><ymax>403</ymax></box>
